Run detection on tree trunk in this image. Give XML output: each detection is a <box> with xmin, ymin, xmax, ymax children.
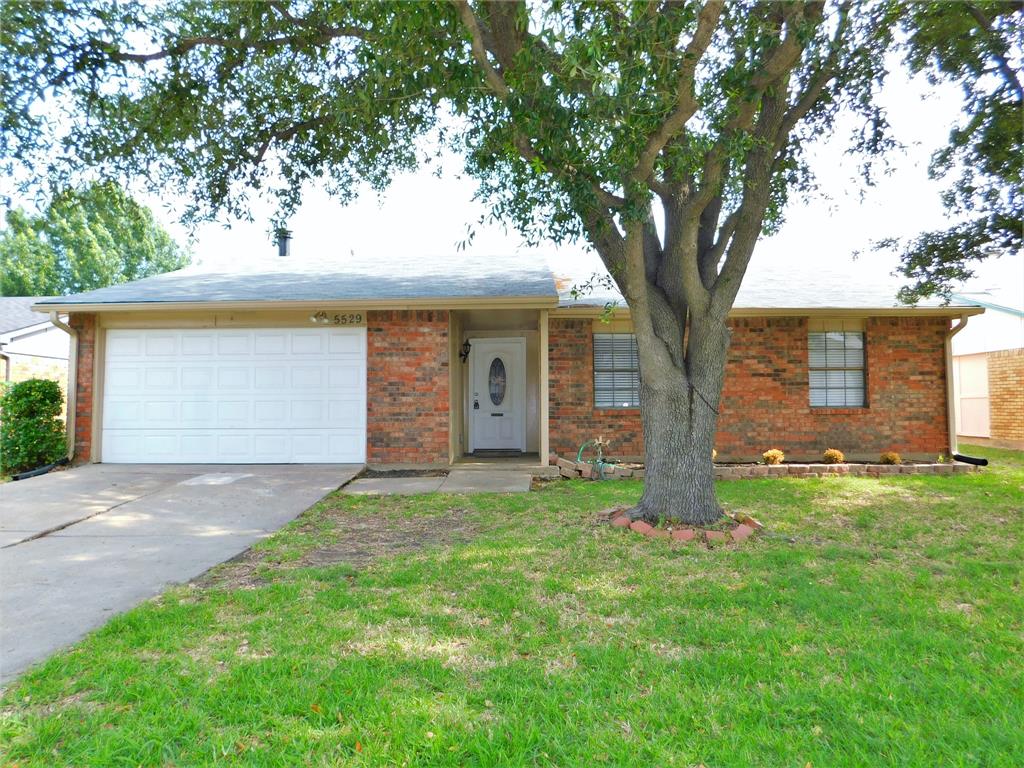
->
<box><xmin>628</xmin><ymin>314</ymin><xmax>730</xmax><ymax>527</ymax></box>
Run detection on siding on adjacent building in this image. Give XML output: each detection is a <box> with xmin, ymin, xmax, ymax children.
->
<box><xmin>987</xmin><ymin>348</ymin><xmax>1024</xmax><ymax>449</ymax></box>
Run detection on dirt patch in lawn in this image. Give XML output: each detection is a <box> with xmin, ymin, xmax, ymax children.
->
<box><xmin>360</xmin><ymin>468</ymin><xmax>449</xmax><ymax>479</ymax></box>
<box><xmin>197</xmin><ymin>507</ymin><xmax>478</xmax><ymax>590</ymax></box>
<box><xmin>301</xmin><ymin>507</ymin><xmax>477</xmax><ymax>568</ymax></box>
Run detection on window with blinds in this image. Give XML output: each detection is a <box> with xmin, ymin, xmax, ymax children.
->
<box><xmin>808</xmin><ymin>330</ymin><xmax>866</xmax><ymax>407</ymax></box>
<box><xmin>593</xmin><ymin>333</ymin><xmax>640</xmax><ymax>408</ymax></box>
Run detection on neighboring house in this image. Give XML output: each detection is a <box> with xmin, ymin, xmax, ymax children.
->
<box><xmin>951</xmin><ymin>276</ymin><xmax>1024</xmax><ymax>450</ymax></box>
<box><xmin>33</xmin><ymin>251</ymin><xmax>982</xmax><ymax>467</ymax></box>
<box><xmin>0</xmin><ymin>297</ymin><xmax>70</xmax><ymax>405</ymax></box>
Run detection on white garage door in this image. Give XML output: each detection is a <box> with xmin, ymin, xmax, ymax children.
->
<box><xmin>102</xmin><ymin>327</ymin><xmax>366</xmax><ymax>463</ymax></box>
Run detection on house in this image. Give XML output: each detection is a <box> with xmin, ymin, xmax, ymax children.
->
<box><xmin>32</xmin><ymin>251</ymin><xmax>983</xmax><ymax>467</ymax></box>
<box><xmin>951</xmin><ymin>274</ymin><xmax>1024</xmax><ymax>450</ymax></box>
<box><xmin>0</xmin><ymin>297</ymin><xmax>71</xmax><ymax>406</ymax></box>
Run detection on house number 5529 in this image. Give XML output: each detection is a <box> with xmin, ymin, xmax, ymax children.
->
<box><xmin>311</xmin><ymin>311</ymin><xmax>363</xmax><ymax>325</ymax></box>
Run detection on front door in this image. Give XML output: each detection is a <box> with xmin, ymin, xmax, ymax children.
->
<box><xmin>469</xmin><ymin>337</ymin><xmax>526</xmax><ymax>452</ymax></box>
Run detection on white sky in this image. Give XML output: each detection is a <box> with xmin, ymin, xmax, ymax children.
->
<box><xmin>76</xmin><ymin>64</ymin><xmax>1024</xmax><ymax>305</ymax></box>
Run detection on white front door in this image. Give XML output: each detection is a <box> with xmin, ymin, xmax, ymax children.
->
<box><xmin>469</xmin><ymin>337</ymin><xmax>526</xmax><ymax>452</ymax></box>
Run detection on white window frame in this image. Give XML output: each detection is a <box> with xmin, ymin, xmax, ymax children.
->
<box><xmin>808</xmin><ymin>318</ymin><xmax>867</xmax><ymax>408</ymax></box>
<box><xmin>593</xmin><ymin>332</ymin><xmax>640</xmax><ymax>409</ymax></box>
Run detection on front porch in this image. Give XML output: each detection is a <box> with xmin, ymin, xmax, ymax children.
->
<box><xmin>448</xmin><ymin>308</ymin><xmax>550</xmax><ymax>467</ymax></box>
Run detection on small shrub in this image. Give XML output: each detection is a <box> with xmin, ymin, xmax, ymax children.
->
<box><xmin>879</xmin><ymin>451</ymin><xmax>901</xmax><ymax>465</ymax></box>
<box><xmin>762</xmin><ymin>448</ymin><xmax>785</xmax><ymax>465</ymax></box>
<box><xmin>822</xmin><ymin>448</ymin><xmax>845</xmax><ymax>464</ymax></box>
<box><xmin>0</xmin><ymin>379</ymin><xmax>67</xmax><ymax>475</ymax></box>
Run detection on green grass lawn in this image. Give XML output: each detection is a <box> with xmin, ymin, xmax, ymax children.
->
<box><xmin>2</xmin><ymin>446</ymin><xmax>1022</xmax><ymax>766</ymax></box>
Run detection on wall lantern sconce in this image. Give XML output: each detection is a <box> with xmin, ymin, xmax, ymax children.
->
<box><xmin>459</xmin><ymin>339</ymin><xmax>472</xmax><ymax>363</ymax></box>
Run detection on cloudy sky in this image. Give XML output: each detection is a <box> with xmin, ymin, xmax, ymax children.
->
<box><xmin>133</xmin><ymin>64</ymin><xmax>1018</xmax><ymax>306</ymax></box>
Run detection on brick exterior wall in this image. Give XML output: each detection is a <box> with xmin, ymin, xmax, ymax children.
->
<box><xmin>548</xmin><ymin>315</ymin><xmax>951</xmax><ymax>462</ymax></box>
<box><xmin>68</xmin><ymin>313</ymin><xmax>96</xmax><ymax>462</ymax></box>
<box><xmin>549</xmin><ymin>318</ymin><xmax>644</xmax><ymax>459</ymax></box>
<box><xmin>366</xmin><ymin>310</ymin><xmax>450</xmax><ymax>465</ymax></box>
<box><xmin>988</xmin><ymin>348</ymin><xmax>1024</xmax><ymax>448</ymax></box>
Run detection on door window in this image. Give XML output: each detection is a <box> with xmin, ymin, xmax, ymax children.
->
<box><xmin>488</xmin><ymin>357</ymin><xmax>507</xmax><ymax>406</ymax></box>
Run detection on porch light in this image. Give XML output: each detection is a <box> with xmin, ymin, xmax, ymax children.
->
<box><xmin>459</xmin><ymin>339</ymin><xmax>471</xmax><ymax>363</ymax></box>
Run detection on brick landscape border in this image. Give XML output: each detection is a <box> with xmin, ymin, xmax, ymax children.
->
<box><xmin>605</xmin><ymin>508</ymin><xmax>763</xmax><ymax>547</ymax></box>
<box><xmin>554</xmin><ymin>454</ymin><xmax>977</xmax><ymax>480</ymax></box>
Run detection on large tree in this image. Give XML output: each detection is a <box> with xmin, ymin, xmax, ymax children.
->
<box><xmin>2</xmin><ymin>0</ymin><xmax>897</xmax><ymax>524</ymax></box>
<box><xmin>886</xmin><ymin>1</ymin><xmax>1022</xmax><ymax>302</ymax></box>
<box><xmin>0</xmin><ymin>182</ymin><xmax>189</xmax><ymax>296</ymax></box>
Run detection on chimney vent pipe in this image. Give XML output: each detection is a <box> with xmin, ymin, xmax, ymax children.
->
<box><xmin>275</xmin><ymin>228</ymin><xmax>291</xmax><ymax>258</ymax></box>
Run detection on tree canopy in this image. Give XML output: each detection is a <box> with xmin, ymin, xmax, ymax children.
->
<box><xmin>1</xmin><ymin>0</ymin><xmax>984</xmax><ymax>523</ymax></box>
<box><xmin>886</xmin><ymin>1</ymin><xmax>1022</xmax><ymax>302</ymax></box>
<box><xmin>0</xmin><ymin>182</ymin><xmax>189</xmax><ymax>296</ymax></box>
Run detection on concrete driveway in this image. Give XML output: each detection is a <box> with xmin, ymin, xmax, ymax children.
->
<box><xmin>0</xmin><ymin>463</ymin><xmax>360</xmax><ymax>683</ymax></box>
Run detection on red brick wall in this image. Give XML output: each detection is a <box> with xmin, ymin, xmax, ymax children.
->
<box><xmin>366</xmin><ymin>310</ymin><xmax>450</xmax><ymax>465</ymax></box>
<box><xmin>68</xmin><ymin>313</ymin><xmax>96</xmax><ymax>463</ymax></box>
<box><xmin>549</xmin><ymin>319</ymin><xmax>644</xmax><ymax>459</ymax></box>
<box><xmin>548</xmin><ymin>316</ymin><xmax>951</xmax><ymax>462</ymax></box>
<box><xmin>988</xmin><ymin>348</ymin><xmax>1024</xmax><ymax>447</ymax></box>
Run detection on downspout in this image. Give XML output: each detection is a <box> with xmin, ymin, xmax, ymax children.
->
<box><xmin>49</xmin><ymin>312</ymin><xmax>77</xmax><ymax>462</ymax></box>
<box><xmin>944</xmin><ymin>314</ymin><xmax>970</xmax><ymax>457</ymax></box>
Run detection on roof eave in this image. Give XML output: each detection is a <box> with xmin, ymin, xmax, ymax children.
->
<box><xmin>551</xmin><ymin>305</ymin><xmax>986</xmax><ymax>318</ymax></box>
<box><xmin>33</xmin><ymin>295</ymin><xmax>560</xmax><ymax>313</ymax></box>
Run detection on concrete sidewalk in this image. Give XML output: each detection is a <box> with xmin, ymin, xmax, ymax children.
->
<box><xmin>344</xmin><ymin>469</ymin><xmax>532</xmax><ymax>495</ymax></box>
<box><xmin>0</xmin><ymin>464</ymin><xmax>359</xmax><ymax>683</ymax></box>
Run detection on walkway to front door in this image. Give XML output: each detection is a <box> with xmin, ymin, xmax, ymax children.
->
<box><xmin>469</xmin><ymin>337</ymin><xmax>526</xmax><ymax>453</ymax></box>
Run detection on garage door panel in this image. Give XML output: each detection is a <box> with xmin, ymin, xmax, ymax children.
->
<box><xmin>105</xmin><ymin>367</ymin><xmax>141</xmax><ymax>392</ymax></box>
<box><xmin>180</xmin><ymin>334</ymin><xmax>215</xmax><ymax>356</ymax></box>
<box><xmin>102</xmin><ymin>328</ymin><xmax>366</xmax><ymax>463</ymax></box>
<box><xmin>253</xmin><ymin>332</ymin><xmax>287</xmax><ymax>354</ymax></box>
<box><xmin>292</xmin><ymin>367</ymin><xmax>323</xmax><ymax>388</ymax></box>
<box><xmin>145</xmin><ymin>334</ymin><xmax>177</xmax><ymax>356</ymax></box>
<box><xmin>144</xmin><ymin>401</ymin><xmax>178</xmax><ymax>424</ymax></box>
<box><xmin>103</xmin><ymin>400</ymin><xmax>142</xmax><ymax>427</ymax></box>
<box><xmin>291</xmin><ymin>332</ymin><xmax>326</xmax><ymax>354</ymax></box>
<box><xmin>107</xmin><ymin>333</ymin><xmax>143</xmax><ymax>357</ymax></box>
<box><xmin>329</xmin><ymin>333</ymin><xmax>363</xmax><ymax>355</ymax></box>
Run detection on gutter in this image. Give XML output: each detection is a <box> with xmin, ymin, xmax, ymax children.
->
<box><xmin>48</xmin><ymin>312</ymin><xmax>77</xmax><ymax>462</ymax></box>
<box><xmin>944</xmin><ymin>314</ymin><xmax>970</xmax><ymax>457</ymax></box>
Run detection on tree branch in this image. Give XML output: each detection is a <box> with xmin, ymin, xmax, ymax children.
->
<box><xmin>452</xmin><ymin>0</ymin><xmax>511</xmax><ymax>97</ymax></box>
<box><xmin>106</xmin><ymin>27</ymin><xmax>366</xmax><ymax>64</ymax></box>
<box><xmin>964</xmin><ymin>2</ymin><xmax>1024</xmax><ymax>100</ymax></box>
<box><xmin>452</xmin><ymin>0</ymin><xmax>626</xmax><ymax>236</ymax></box>
<box><xmin>687</xmin><ymin>2</ymin><xmax>822</xmax><ymax>216</ymax></box>
<box><xmin>253</xmin><ymin>115</ymin><xmax>334</xmax><ymax>166</ymax></box>
<box><xmin>631</xmin><ymin>0</ymin><xmax>724</xmax><ymax>184</ymax></box>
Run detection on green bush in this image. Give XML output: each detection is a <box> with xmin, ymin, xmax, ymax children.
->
<box><xmin>0</xmin><ymin>379</ymin><xmax>67</xmax><ymax>475</ymax></box>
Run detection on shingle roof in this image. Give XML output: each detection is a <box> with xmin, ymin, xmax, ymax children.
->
<box><xmin>0</xmin><ymin>297</ymin><xmax>52</xmax><ymax>334</ymax></box>
<box><xmin>32</xmin><ymin>251</ymin><xmax>983</xmax><ymax>313</ymax></box>
<box><xmin>556</xmin><ymin>259</ymin><xmax>983</xmax><ymax>311</ymax></box>
<box><xmin>34</xmin><ymin>252</ymin><xmax>559</xmax><ymax>307</ymax></box>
